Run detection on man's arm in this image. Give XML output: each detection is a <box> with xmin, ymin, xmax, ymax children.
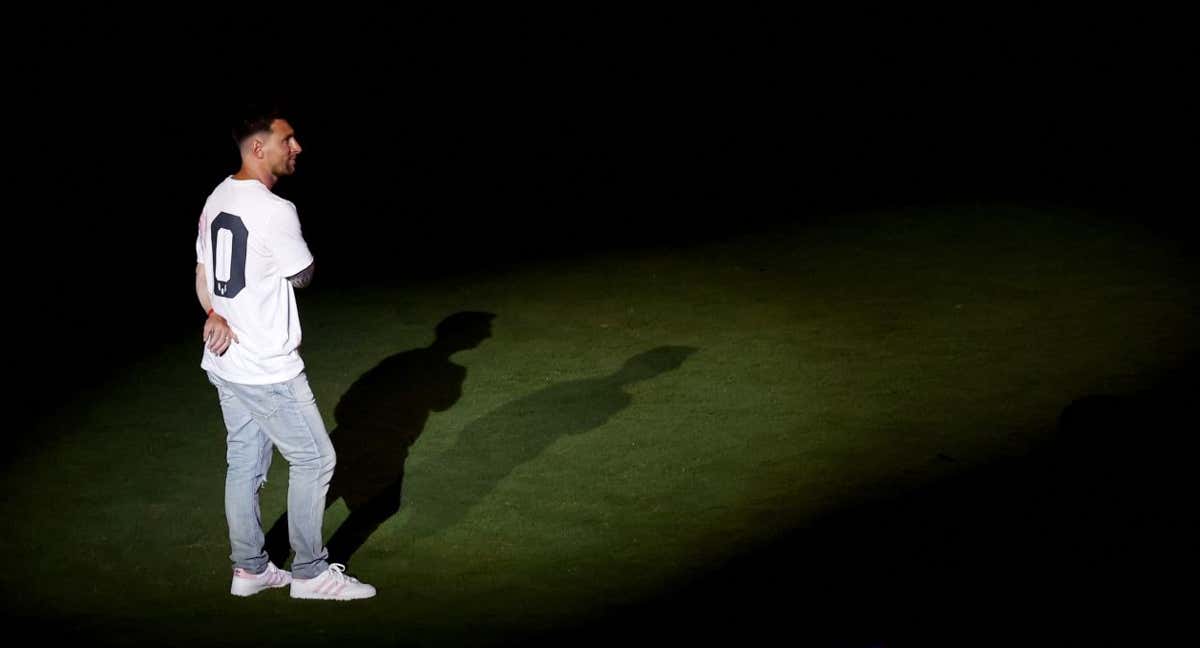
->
<box><xmin>196</xmin><ymin>263</ymin><xmax>238</xmax><ymax>354</ymax></box>
<box><xmin>288</xmin><ymin>261</ymin><xmax>315</xmax><ymax>289</ymax></box>
<box><xmin>196</xmin><ymin>263</ymin><xmax>213</xmax><ymax>313</ymax></box>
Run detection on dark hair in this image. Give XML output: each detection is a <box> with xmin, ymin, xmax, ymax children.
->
<box><xmin>231</xmin><ymin>104</ymin><xmax>286</xmax><ymax>149</ymax></box>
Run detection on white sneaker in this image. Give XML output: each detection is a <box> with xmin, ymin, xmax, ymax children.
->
<box><xmin>290</xmin><ymin>563</ymin><xmax>376</xmax><ymax>600</ymax></box>
<box><xmin>230</xmin><ymin>562</ymin><xmax>292</xmax><ymax>597</ymax></box>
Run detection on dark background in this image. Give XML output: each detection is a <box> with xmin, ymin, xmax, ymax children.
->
<box><xmin>5</xmin><ymin>12</ymin><xmax>1196</xmax><ymax>644</ymax></box>
<box><xmin>10</xmin><ymin>11</ymin><xmax>1195</xmax><ymax>415</ymax></box>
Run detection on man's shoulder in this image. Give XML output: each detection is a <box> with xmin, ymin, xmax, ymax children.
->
<box><xmin>261</xmin><ymin>195</ymin><xmax>299</xmax><ymax>227</ymax></box>
<box><xmin>249</xmin><ymin>185</ymin><xmax>297</xmax><ymax>217</ymax></box>
<box><xmin>209</xmin><ymin>179</ymin><xmax>296</xmax><ymax>219</ymax></box>
<box><xmin>238</xmin><ymin>180</ymin><xmax>294</xmax><ymax>211</ymax></box>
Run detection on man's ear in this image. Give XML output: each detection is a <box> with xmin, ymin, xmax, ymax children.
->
<box><xmin>252</xmin><ymin>137</ymin><xmax>265</xmax><ymax>158</ymax></box>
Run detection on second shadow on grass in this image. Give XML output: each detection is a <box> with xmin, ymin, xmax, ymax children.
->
<box><xmin>396</xmin><ymin>344</ymin><xmax>698</xmax><ymax>544</ymax></box>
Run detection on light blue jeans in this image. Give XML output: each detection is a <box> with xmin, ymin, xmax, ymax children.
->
<box><xmin>207</xmin><ymin>371</ymin><xmax>335</xmax><ymax>579</ymax></box>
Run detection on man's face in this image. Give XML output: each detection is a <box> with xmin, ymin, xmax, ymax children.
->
<box><xmin>262</xmin><ymin>119</ymin><xmax>302</xmax><ymax>176</ymax></box>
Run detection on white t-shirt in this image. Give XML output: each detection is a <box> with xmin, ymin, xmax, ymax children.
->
<box><xmin>196</xmin><ymin>176</ymin><xmax>314</xmax><ymax>384</ymax></box>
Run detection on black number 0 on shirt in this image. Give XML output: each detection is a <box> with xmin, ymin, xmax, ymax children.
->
<box><xmin>211</xmin><ymin>212</ymin><xmax>248</xmax><ymax>299</ymax></box>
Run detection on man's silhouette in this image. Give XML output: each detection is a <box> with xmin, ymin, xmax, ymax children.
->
<box><xmin>265</xmin><ymin>311</ymin><xmax>495</xmax><ymax>567</ymax></box>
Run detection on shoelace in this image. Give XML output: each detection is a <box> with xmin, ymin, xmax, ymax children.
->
<box><xmin>327</xmin><ymin>563</ymin><xmax>360</xmax><ymax>583</ymax></box>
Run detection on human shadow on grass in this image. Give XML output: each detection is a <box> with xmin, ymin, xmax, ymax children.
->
<box><xmin>525</xmin><ymin>362</ymin><xmax>1194</xmax><ymax>648</ymax></box>
<box><xmin>268</xmin><ymin>342</ymin><xmax>697</xmax><ymax>568</ymax></box>
<box><xmin>397</xmin><ymin>345</ymin><xmax>698</xmax><ymax>544</ymax></box>
<box><xmin>264</xmin><ymin>311</ymin><xmax>496</xmax><ymax>568</ymax></box>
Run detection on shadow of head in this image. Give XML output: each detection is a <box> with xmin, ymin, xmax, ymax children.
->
<box><xmin>612</xmin><ymin>345</ymin><xmax>699</xmax><ymax>384</ymax></box>
<box><xmin>432</xmin><ymin>311</ymin><xmax>496</xmax><ymax>353</ymax></box>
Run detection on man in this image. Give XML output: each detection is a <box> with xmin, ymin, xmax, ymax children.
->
<box><xmin>195</xmin><ymin>106</ymin><xmax>375</xmax><ymax>600</ymax></box>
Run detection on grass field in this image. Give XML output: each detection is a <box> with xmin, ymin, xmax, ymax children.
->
<box><xmin>4</xmin><ymin>205</ymin><xmax>1196</xmax><ymax>646</ymax></box>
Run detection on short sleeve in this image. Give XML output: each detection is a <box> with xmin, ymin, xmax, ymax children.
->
<box><xmin>268</xmin><ymin>202</ymin><xmax>314</xmax><ymax>278</ymax></box>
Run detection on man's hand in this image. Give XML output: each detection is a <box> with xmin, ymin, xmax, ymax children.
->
<box><xmin>203</xmin><ymin>313</ymin><xmax>240</xmax><ymax>355</ymax></box>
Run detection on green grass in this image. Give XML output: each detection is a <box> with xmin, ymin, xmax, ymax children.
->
<box><xmin>4</xmin><ymin>205</ymin><xmax>1196</xmax><ymax>645</ymax></box>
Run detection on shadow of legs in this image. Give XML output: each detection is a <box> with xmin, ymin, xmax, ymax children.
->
<box><xmin>326</xmin><ymin>480</ymin><xmax>403</xmax><ymax>567</ymax></box>
<box><xmin>263</xmin><ymin>511</ymin><xmax>292</xmax><ymax>568</ymax></box>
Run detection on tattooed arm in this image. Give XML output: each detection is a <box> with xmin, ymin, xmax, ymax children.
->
<box><xmin>288</xmin><ymin>261</ymin><xmax>315</xmax><ymax>289</ymax></box>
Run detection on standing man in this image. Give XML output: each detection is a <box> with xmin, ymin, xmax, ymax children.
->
<box><xmin>196</xmin><ymin>106</ymin><xmax>375</xmax><ymax>600</ymax></box>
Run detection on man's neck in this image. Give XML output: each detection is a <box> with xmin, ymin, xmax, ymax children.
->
<box><xmin>233</xmin><ymin>165</ymin><xmax>277</xmax><ymax>190</ymax></box>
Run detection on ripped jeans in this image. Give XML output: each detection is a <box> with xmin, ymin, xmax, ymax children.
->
<box><xmin>207</xmin><ymin>371</ymin><xmax>335</xmax><ymax>579</ymax></box>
